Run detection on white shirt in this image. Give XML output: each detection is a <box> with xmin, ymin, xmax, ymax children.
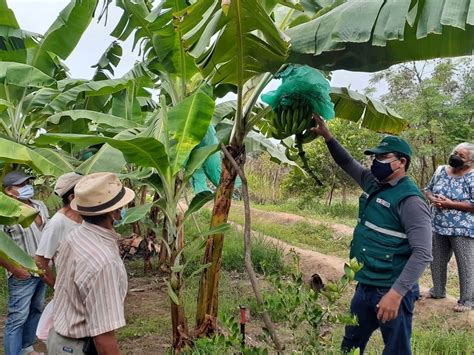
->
<box><xmin>36</xmin><ymin>212</ymin><xmax>80</xmax><ymax>260</ymax></box>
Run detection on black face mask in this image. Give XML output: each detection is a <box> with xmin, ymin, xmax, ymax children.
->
<box><xmin>371</xmin><ymin>159</ymin><xmax>398</xmax><ymax>182</ymax></box>
<box><xmin>448</xmin><ymin>154</ymin><xmax>465</xmax><ymax>168</ymax></box>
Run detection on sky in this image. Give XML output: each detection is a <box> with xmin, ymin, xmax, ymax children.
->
<box><xmin>9</xmin><ymin>0</ymin><xmax>388</xmax><ymax>98</ymax></box>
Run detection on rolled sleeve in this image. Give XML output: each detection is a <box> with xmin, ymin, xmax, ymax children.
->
<box><xmin>85</xmin><ymin>262</ymin><xmax>127</xmax><ymax>336</ymax></box>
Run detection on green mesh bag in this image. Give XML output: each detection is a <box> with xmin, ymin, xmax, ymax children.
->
<box><xmin>261</xmin><ymin>65</ymin><xmax>335</xmax><ymax>120</ymax></box>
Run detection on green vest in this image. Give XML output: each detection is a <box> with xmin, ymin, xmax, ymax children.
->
<box><xmin>351</xmin><ymin>176</ymin><xmax>425</xmax><ymax>287</ymax></box>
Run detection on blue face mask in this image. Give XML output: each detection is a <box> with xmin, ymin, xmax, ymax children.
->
<box><xmin>370</xmin><ymin>159</ymin><xmax>398</xmax><ymax>182</ymax></box>
<box><xmin>17</xmin><ymin>184</ymin><xmax>34</xmax><ymax>200</ymax></box>
<box><xmin>113</xmin><ymin>208</ymin><xmax>127</xmax><ymax>226</ymax></box>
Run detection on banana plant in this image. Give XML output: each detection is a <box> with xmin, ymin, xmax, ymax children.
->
<box><xmin>0</xmin><ymin>192</ymin><xmax>38</xmax><ymax>227</ymax></box>
<box><xmin>0</xmin><ymin>230</ymin><xmax>41</xmax><ymax>274</ymax></box>
<box><xmin>174</xmin><ymin>0</ymin><xmax>474</xmax><ymax>336</ymax></box>
<box><xmin>287</xmin><ymin>0</ymin><xmax>474</xmax><ymax>71</ymax></box>
<box><xmin>0</xmin><ymin>194</ymin><xmax>42</xmax><ymax>275</ymax></box>
<box><xmin>36</xmin><ymin>87</ymin><xmax>218</xmax><ymax>350</ymax></box>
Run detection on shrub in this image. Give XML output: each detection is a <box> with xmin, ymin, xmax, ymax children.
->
<box><xmin>184</xmin><ymin>226</ymin><xmax>287</xmax><ymax>278</ymax></box>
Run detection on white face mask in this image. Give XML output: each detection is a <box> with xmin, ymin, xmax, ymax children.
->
<box><xmin>17</xmin><ymin>184</ymin><xmax>34</xmax><ymax>200</ymax></box>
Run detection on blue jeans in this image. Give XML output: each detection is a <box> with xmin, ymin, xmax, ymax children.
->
<box><xmin>341</xmin><ymin>283</ymin><xmax>419</xmax><ymax>355</ymax></box>
<box><xmin>4</xmin><ymin>276</ymin><xmax>46</xmax><ymax>355</ymax></box>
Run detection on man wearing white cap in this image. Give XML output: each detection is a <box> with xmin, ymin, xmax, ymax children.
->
<box><xmin>35</xmin><ymin>172</ymin><xmax>84</xmax><ymax>287</ymax></box>
<box><xmin>48</xmin><ymin>173</ymin><xmax>135</xmax><ymax>354</ymax></box>
<box><xmin>1</xmin><ymin>170</ymin><xmax>49</xmax><ymax>355</ymax></box>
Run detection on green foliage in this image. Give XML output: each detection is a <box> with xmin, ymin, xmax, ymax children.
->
<box><xmin>118</xmin><ymin>317</ymin><xmax>169</xmax><ymax>340</ymax></box>
<box><xmin>245</xmin><ymin>153</ymin><xmax>287</xmax><ymax>204</ymax></box>
<box><xmin>287</xmin><ymin>0</ymin><xmax>474</xmax><ymax>72</ymax></box>
<box><xmin>253</xmin><ymin>199</ymin><xmax>358</xmax><ymax>226</ymax></box>
<box><xmin>293</xmin><ymin>199</ymin><xmax>358</xmax><ymax>223</ymax></box>
<box><xmin>0</xmin><ymin>230</ymin><xmax>41</xmax><ymax>274</ymax></box>
<box><xmin>411</xmin><ymin>321</ymin><xmax>474</xmax><ymax>354</ymax></box>
<box><xmin>255</xmin><ymin>254</ymin><xmax>362</xmax><ymax>353</ymax></box>
<box><xmin>281</xmin><ymin>118</ymin><xmax>379</xmax><ymax>199</ymax></box>
<box><xmin>176</xmin><ymin>0</ymin><xmax>289</xmax><ymax>88</ymax></box>
<box><xmin>0</xmin><ymin>192</ymin><xmax>38</xmax><ymax>227</ymax></box>
<box><xmin>228</xmin><ymin>207</ymin><xmax>350</xmax><ymax>257</ymax></box>
<box><xmin>184</xmin><ymin>222</ymin><xmax>287</xmax><ymax>277</ymax></box>
<box><xmin>184</xmin><ymin>315</ymin><xmax>269</xmax><ymax>354</ymax></box>
<box><xmin>369</xmin><ymin>58</ymin><xmax>474</xmax><ymax>187</ymax></box>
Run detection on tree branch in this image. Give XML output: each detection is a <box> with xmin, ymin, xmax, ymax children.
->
<box><xmin>220</xmin><ymin>143</ymin><xmax>283</xmax><ymax>352</ymax></box>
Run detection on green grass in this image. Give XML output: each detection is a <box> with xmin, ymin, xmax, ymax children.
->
<box><xmin>118</xmin><ymin>317</ymin><xmax>169</xmax><ymax>340</ymax></box>
<box><xmin>227</xmin><ymin>208</ymin><xmax>351</xmax><ymax>258</ymax></box>
<box><xmin>185</xmin><ymin>209</ymin><xmax>288</xmax><ymax>276</ymax></box>
<box><xmin>411</xmin><ymin>325</ymin><xmax>474</xmax><ymax>355</ymax></box>
<box><xmin>0</xmin><ymin>271</ymin><xmax>7</xmax><ymax>312</ymax></box>
<box><xmin>253</xmin><ymin>198</ymin><xmax>359</xmax><ymax>226</ymax></box>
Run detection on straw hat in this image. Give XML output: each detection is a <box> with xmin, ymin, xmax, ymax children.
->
<box><xmin>70</xmin><ymin>173</ymin><xmax>135</xmax><ymax>216</ymax></box>
<box><xmin>54</xmin><ymin>172</ymin><xmax>83</xmax><ymax>197</ymax></box>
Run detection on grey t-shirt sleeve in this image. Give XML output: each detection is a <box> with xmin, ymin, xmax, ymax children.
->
<box><xmin>392</xmin><ymin>195</ymin><xmax>433</xmax><ymax>296</ymax></box>
<box><xmin>326</xmin><ymin>137</ymin><xmax>374</xmax><ymax>190</ymax></box>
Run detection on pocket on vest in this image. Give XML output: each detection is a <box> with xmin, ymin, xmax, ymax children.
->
<box><xmin>360</xmin><ymin>247</ymin><xmax>394</xmax><ymax>280</ymax></box>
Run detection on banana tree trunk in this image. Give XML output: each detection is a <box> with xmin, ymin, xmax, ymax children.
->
<box><xmin>170</xmin><ymin>213</ymin><xmax>191</xmax><ymax>352</ymax></box>
<box><xmin>169</xmin><ymin>215</ymin><xmax>192</xmax><ymax>354</ymax></box>
<box><xmin>195</xmin><ymin>144</ymin><xmax>242</xmax><ymax>334</ymax></box>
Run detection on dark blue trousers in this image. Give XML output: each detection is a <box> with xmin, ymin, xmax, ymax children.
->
<box><xmin>341</xmin><ymin>283</ymin><xmax>419</xmax><ymax>355</ymax></box>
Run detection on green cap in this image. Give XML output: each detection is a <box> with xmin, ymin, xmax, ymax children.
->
<box><xmin>364</xmin><ymin>136</ymin><xmax>413</xmax><ymax>157</ymax></box>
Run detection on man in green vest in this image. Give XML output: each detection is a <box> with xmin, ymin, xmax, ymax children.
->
<box><xmin>312</xmin><ymin>116</ymin><xmax>432</xmax><ymax>355</ymax></box>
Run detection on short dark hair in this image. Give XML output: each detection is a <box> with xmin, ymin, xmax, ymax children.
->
<box><xmin>61</xmin><ymin>187</ymin><xmax>75</xmax><ymax>206</ymax></box>
<box><xmin>82</xmin><ymin>213</ymin><xmax>110</xmax><ymax>225</ymax></box>
<box><xmin>395</xmin><ymin>152</ymin><xmax>411</xmax><ymax>171</ymax></box>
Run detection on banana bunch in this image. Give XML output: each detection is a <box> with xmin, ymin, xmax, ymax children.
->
<box><xmin>271</xmin><ymin>99</ymin><xmax>313</xmax><ymax>140</ymax></box>
<box><xmin>270</xmin><ymin>97</ymin><xmax>323</xmax><ymax>185</ymax></box>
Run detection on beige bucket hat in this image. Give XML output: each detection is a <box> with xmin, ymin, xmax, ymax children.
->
<box><xmin>54</xmin><ymin>172</ymin><xmax>83</xmax><ymax>197</ymax></box>
<box><xmin>70</xmin><ymin>172</ymin><xmax>135</xmax><ymax>216</ymax></box>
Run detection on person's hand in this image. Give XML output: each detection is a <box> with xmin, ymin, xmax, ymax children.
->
<box><xmin>10</xmin><ymin>267</ymin><xmax>31</xmax><ymax>280</ymax></box>
<box><xmin>310</xmin><ymin>114</ymin><xmax>332</xmax><ymax>141</ymax></box>
<box><xmin>35</xmin><ymin>259</ymin><xmax>55</xmax><ymax>287</ymax></box>
<box><xmin>438</xmin><ymin>196</ymin><xmax>454</xmax><ymax>209</ymax></box>
<box><xmin>431</xmin><ymin>195</ymin><xmax>453</xmax><ymax>209</ymax></box>
<box><xmin>376</xmin><ymin>288</ymin><xmax>402</xmax><ymax>323</ymax></box>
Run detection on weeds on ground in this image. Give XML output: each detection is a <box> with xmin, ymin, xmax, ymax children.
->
<box><xmin>411</xmin><ymin>322</ymin><xmax>474</xmax><ymax>354</ymax></box>
<box><xmin>184</xmin><ymin>212</ymin><xmax>288</xmax><ymax>277</ymax></box>
<box><xmin>253</xmin><ymin>198</ymin><xmax>358</xmax><ymax>226</ymax></box>
<box><xmin>187</xmin><ymin>252</ymin><xmax>363</xmax><ymax>354</ymax></box>
<box><xmin>227</xmin><ymin>209</ymin><xmax>350</xmax><ymax>258</ymax></box>
<box><xmin>0</xmin><ymin>271</ymin><xmax>7</xmax><ymax>312</ymax></box>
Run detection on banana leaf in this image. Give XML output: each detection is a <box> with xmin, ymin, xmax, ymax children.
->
<box><xmin>0</xmin><ymin>192</ymin><xmax>38</xmax><ymax>227</ymax></box>
<box><xmin>330</xmin><ymin>87</ymin><xmax>406</xmax><ymax>134</ymax></box>
<box><xmin>0</xmin><ymin>62</ymin><xmax>55</xmax><ymax>88</ymax></box>
<box><xmin>0</xmin><ymin>137</ymin><xmax>69</xmax><ymax>177</ymax></box>
<box><xmin>176</xmin><ymin>0</ymin><xmax>290</xmax><ymax>86</ymax></box>
<box><xmin>29</xmin><ymin>0</ymin><xmax>98</xmax><ymax>75</ymax></box>
<box><xmin>47</xmin><ymin>110</ymin><xmax>139</xmax><ymax>129</ymax></box>
<box><xmin>287</xmin><ymin>0</ymin><xmax>474</xmax><ymax>72</ymax></box>
<box><xmin>0</xmin><ymin>230</ymin><xmax>40</xmax><ymax>274</ymax></box>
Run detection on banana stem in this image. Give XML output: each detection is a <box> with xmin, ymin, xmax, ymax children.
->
<box><xmin>295</xmin><ymin>136</ymin><xmax>323</xmax><ymax>186</ymax></box>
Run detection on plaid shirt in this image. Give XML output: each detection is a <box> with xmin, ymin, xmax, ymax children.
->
<box><xmin>2</xmin><ymin>199</ymin><xmax>49</xmax><ymax>257</ymax></box>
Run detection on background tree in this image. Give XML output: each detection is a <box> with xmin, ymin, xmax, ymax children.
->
<box><xmin>368</xmin><ymin>58</ymin><xmax>474</xmax><ymax>187</ymax></box>
<box><xmin>282</xmin><ymin>119</ymin><xmax>380</xmax><ymax>203</ymax></box>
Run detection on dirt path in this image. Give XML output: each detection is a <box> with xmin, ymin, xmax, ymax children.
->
<box><xmin>231</xmin><ymin>203</ymin><xmax>354</xmax><ymax>237</ymax></box>
<box><xmin>229</xmin><ymin>205</ymin><xmax>474</xmax><ymax>327</ymax></box>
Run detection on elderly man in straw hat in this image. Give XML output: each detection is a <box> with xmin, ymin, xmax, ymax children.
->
<box><xmin>35</xmin><ymin>172</ymin><xmax>83</xmax><ymax>287</ymax></box>
<box><xmin>47</xmin><ymin>173</ymin><xmax>135</xmax><ymax>354</ymax></box>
